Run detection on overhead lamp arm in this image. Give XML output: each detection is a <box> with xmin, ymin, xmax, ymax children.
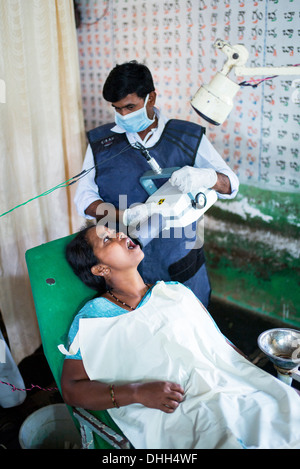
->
<box><xmin>214</xmin><ymin>39</ymin><xmax>300</xmax><ymax>77</ymax></box>
<box><xmin>235</xmin><ymin>65</ymin><xmax>300</xmax><ymax>76</ymax></box>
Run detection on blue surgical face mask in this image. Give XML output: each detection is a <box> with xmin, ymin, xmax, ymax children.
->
<box><xmin>114</xmin><ymin>94</ymin><xmax>155</xmax><ymax>133</ymax></box>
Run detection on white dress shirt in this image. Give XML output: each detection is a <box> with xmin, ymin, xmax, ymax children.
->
<box><xmin>74</xmin><ymin>108</ymin><xmax>239</xmax><ymax>218</ymax></box>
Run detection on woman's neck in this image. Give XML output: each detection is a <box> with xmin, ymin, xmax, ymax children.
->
<box><xmin>105</xmin><ymin>271</ymin><xmax>149</xmax><ymax>307</ymax></box>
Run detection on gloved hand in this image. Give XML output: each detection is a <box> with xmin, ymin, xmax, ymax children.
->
<box><xmin>123</xmin><ymin>202</ymin><xmax>169</xmax><ymax>227</ymax></box>
<box><xmin>170</xmin><ymin>166</ymin><xmax>218</xmax><ymax>193</ymax></box>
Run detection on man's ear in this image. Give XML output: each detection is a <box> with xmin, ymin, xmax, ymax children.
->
<box><xmin>148</xmin><ymin>91</ymin><xmax>156</xmax><ymax>106</ymax></box>
<box><xmin>91</xmin><ymin>264</ymin><xmax>110</xmax><ymax>277</ymax></box>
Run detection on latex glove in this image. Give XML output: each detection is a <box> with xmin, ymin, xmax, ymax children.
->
<box><xmin>170</xmin><ymin>166</ymin><xmax>218</xmax><ymax>193</ymax></box>
<box><xmin>123</xmin><ymin>202</ymin><xmax>168</xmax><ymax>227</ymax></box>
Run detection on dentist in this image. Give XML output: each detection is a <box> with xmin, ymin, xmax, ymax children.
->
<box><xmin>74</xmin><ymin>61</ymin><xmax>239</xmax><ymax>307</ymax></box>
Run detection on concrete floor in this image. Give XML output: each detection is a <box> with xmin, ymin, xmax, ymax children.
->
<box><xmin>0</xmin><ymin>297</ymin><xmax>299</xmax><ymax>450</ymax></box>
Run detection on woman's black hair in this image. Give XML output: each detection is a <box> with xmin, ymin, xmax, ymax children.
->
<box><xmin>66</xmin><ymin>224</ymin><xmax>106</xmax><ymax>295</ymax></box>
<box><xmin>102</xmin><ymin>61</ymin><xmax>155</xmax><ymax>102</ymax></box>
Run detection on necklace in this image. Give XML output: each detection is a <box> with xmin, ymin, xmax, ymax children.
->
<box><xmin>107</xmin><ymin>284</ymin><xmax>150</xmax><ymax>310</ymax></box>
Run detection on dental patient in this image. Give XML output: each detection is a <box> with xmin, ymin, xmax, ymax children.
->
<box><xmin>60</xmin><ymin>223</ymin><xmax>300</xmax><ymax>449</ymax></box>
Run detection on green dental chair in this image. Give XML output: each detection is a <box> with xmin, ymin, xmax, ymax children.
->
<box><xmin>25</xmin><ymin>233</ymin><xmax>131</xmax><ymax>449</ymax></box>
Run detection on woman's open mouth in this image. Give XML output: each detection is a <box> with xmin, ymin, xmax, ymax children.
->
<box><xmin>126</xmin><ymin>237</ymin><xmax>138</xmax><ymax>250</ymax></box>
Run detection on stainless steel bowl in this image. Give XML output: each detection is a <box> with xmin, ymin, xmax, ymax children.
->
<box><xmin>257</xmin><ymin>328</ymin><xmax>300</xmax><ymax>370</ymax></box>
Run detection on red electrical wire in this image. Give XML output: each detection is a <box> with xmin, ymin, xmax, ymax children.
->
<box><xmin>0</xmin><ymin>380</ymin><xmax>58</xmax><ymax>393</ymax></box>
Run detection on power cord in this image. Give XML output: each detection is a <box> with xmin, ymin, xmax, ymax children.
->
<box><xmin>0</xmin><ymin>143</ymin><xmax>132</xmax><ymax>218</ymax></box>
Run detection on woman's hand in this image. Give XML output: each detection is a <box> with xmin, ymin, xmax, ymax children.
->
<box><xmin>133</xmin><ymin>381</ymin><xmax>185</xmax><ymax>413</ymax></box>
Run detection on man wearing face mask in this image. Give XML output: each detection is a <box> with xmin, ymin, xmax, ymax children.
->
<box><xmin>74</xmin><ymin>61</ymin><xmax>239</xmax><ymax>307</ymax></box>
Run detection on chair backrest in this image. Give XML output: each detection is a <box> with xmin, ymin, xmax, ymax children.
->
<box><xmin>25</xmin><ymin>233</ymin><xmax>123</xmax><ymax>448</ymax></box>
<box><xmin>26</xmin><ymin>234</ymin><xmax>94</xmax><ymax>391</ymax></box>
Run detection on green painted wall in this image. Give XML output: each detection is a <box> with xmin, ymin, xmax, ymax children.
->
<box><xmin>205</xmin><ymin>184</ymin><xmax>300</xmax><ymax>328</ymax></box>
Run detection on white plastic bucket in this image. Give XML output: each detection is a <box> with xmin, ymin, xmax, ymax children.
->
<box><xmin>19</xmin><ymin>403</ymin><xmax>81</xmax><ymax>449</ymax></box>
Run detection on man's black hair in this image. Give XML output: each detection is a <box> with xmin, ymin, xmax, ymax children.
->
<box><xmin>102</xmin><ymin>60</ymin><xmax>155</xmax><ymax>102</ymax></box>
<box><xmin>66</xmin><ymin>224</ymin><xmax>106</xmax><ymax>295</ymax></box>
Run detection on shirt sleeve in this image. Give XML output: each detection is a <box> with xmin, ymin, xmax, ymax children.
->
<box><xmin>74</xmin><ymin>145</ymin><xmax>102</xmax><ymax>218</ymax></box>
<box><xmin>65</xmin><ymin>314</ymin><xmax>82</xmax><ymax>360</ymax></box>
<box><xmin>194</xmin><ymin>134</ymin><xmax>239</xmax><ymax>199</ymax></box>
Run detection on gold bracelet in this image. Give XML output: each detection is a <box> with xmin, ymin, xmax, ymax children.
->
<box><xmin>109</xmin><ymin>384</ymin><xmax>119</xmax><ymax>408</ymax></box>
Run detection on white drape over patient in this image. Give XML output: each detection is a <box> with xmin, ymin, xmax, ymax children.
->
<box><xmin>62</xmin><ymin>282</ymin><xmax>300</xmax><ymax>449</ymax></box>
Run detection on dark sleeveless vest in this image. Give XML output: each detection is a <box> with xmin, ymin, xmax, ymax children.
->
<box><xmin>87</xmin><ymin>119</ymin><xmax>211</xmax><ymax>306</ymax></box>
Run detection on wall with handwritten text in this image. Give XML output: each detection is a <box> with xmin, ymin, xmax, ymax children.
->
<box><xmin>75</xmin><ymin>0</ymin><xmax>299</xmax><ymax>193</ymax></box>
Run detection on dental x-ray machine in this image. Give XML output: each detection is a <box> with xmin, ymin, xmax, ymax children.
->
<box><xmin>129</xmin><ymin>143</ymin><xmax>218</xmax><ymax>247</ymax></box>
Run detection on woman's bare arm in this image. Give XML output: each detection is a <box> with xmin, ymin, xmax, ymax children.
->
<box><xmin>61</xmin><ymin>358</ymin><xmax>184</xmax><ymax>413</ymax></box>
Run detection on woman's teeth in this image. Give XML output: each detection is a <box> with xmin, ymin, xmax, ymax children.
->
<box><xmin>127</xmin><ymin>238</ymin><xmax>136</xmax><ymax>249</ymax></box>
